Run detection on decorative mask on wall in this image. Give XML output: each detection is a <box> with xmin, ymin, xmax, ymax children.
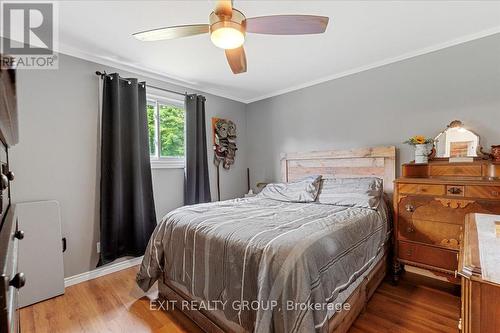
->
<box><xmin>212</xmin><ymin>118</ymin><xmax>237</xmax><ymax>169</ymax></box>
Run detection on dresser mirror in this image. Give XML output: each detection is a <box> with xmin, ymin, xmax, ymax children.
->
<box><xmin>433</xmin><ymin>120</ymin><xmax>482</xmax><ymax>158</ymax></box>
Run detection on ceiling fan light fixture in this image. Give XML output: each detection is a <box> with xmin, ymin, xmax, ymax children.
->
<box><xmin>209</xmin><ymin>9</ymin><xmax>246</xmax><ymax>50</ymax></box>
<box><xmin>133</xmin><ymin>1</ymin><xmax>330</xmax><ymax>74</ymax></box>
<box><xmin>210</xmin><ymin>26</ymin><xmax>245</xmax><ymax>49</ymax></box>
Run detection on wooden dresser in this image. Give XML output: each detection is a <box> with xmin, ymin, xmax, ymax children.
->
<box><xmin>393</xmin><ymin>160</ymin><xmax>500</xmax><ymax>283</ymax></box>
<box><xmin>459</xmin><ymin>213</ymin><xmax>500</xmax><ymax>333</ymax></box>
<box><xmin>0</xmin><ymin>57</ymin><xmax>22</xmax><ymax>333</ymax></box>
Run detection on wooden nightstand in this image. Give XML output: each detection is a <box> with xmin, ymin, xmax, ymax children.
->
<box><xmin>393</xmin><ymin>160</ymin><xmax>500</xmax><ymax>283</ymax></box>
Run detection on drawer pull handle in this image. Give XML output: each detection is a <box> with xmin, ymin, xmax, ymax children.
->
<box><xmin>448</xmin><ymin>187</ymin><xmax>462</xmax><ymax>195</ymax></box>
<box><xmin>406</xmin><ymin>226</ymin><xmax>415</xmax><ymax>233</ymax></box>
<box><xmin>14</xmin><ymin>230</ymin><xmax>24</xmax><ymax>240</ymax></box>
<box><xmin>492</xmin><ymin>191</ymin><xmax>499</xmax><ymax>197</ymax></box>
<box><xmin>405</xmin><ymin>204</ymin><xmax>415</xmax><ymax>212</ymax></box>
<box><xmin>9</xmin><ymin>272</ymin><xmax>26</xmax><ymax>289</ymax></box>
<box><xmin>0</xmin><ymin>175</ymin><xmax>8</xmax><ymax>191</ymax></box>
<box><xmin>406</xmin><ymin>250</ymin><xmax>412</xmax><ymax>256</ymax></box>
<box><xmin>6</xmin><ymin>171</ymin><xmax>14</xmax><ymax>181</ymax></box>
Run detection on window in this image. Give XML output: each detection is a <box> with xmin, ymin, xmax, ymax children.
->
<box><xmin>147</xmin><ymin>96</ymin><xmax>185</xmax><ymax>168</ymax></box>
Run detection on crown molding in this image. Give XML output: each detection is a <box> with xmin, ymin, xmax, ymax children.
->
<box><xmin>57</xmin><ymin>25</ymin><xmax>500</xmax><ymax>105</ymax></box>
<box><xmin>56</xmin><ymin>42</ymin><xmax>248</xmax><ymax>103</ymax></box>
<box><xmin>245</xmin><ymin>26</ymin><xmax>500</xmax><ymax>104</ymax></box>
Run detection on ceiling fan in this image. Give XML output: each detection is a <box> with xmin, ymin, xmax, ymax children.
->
<box><xmin>133</xmin><ymin>0</ymin><xmax>329</xmax><ymax>74</ymax></box>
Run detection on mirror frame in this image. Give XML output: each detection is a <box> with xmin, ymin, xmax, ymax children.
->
<box><xmin>429</xmin><ymin>120</ymin><xmax>491</xmax><ymax>160</ymax></box>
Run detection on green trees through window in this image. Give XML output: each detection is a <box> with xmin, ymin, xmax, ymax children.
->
<box><xmin>147</xmin><ymin>100</ymin><xmax>185</xmax><ymax>159</ymax></box>
<box><xmin>159</xmin><ymin>104</ymin><xmax>185</xmax><ymax>157</ymax></box>
<box><xmin>147</xmin><ymin>104</ymin><xmax>156</xmax><ymax>156</ymax></box>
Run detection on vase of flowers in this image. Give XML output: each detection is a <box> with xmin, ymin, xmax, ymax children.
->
<box><xmin>404</xmin><ymin>136</ymin><xmax>434</xmax><ymax>164</ymax></box>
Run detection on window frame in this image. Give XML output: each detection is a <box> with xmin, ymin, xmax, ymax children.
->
<box><xmin>147</xmin><ymin>93</ymin><xmax>186</xmax><ymax>169</ymax></box>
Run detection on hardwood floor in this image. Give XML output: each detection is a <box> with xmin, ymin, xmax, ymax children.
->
<box><xmin>350</xmin><ymin>277</ymin><xmax>460</xmax><ymax>333</ymax></box>
<box><xmin>20</xmin><ymin>266</ymin><xmax>460</xmax><ymax>333</ymax></box>
<box><xmin>20</xmin><ymin>266</ymin><xmax>202</xmax><ymax>333</ymax></box>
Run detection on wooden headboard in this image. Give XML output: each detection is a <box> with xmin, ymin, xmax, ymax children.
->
<box><xmin>280</xmin><ymin>146</ymin><xmax>396</xmax><ymax>196</ymax></box>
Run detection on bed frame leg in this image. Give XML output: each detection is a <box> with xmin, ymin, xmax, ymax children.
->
<box><xmin>392</xmin><ymin>260</ymin><xmax>402</xmax><ymax>285</ymax></box>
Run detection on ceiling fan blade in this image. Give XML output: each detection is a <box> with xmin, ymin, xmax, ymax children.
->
<box><xmin>246</xmin><ymin>15</ymin><xmax>329</xmax><ymax>35</ymax></box>
<box><xmin>215</xmin><ymin>0</ymin><xmax>233</xmax><ymax>18</ymax></box>
<box><xmin>133</xmin><ymin>24</ymin><xmax>209</xmax><ymax>41</ymax></box>
<box><xmin>225</xmin><ymin>46</ymin><xmax>247</xmax><ymax>74</ymax></box>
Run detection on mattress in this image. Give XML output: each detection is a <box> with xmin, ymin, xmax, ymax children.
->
<box><xmin>137</xmin><ymin>197</ymin><xmax>390</xmax><ymax>333</ymax></box>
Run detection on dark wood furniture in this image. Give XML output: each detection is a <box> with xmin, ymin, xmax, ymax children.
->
<box><xmin>393</xmin><ymin>160</ymin><xmax>500</xmax><ymax>283</ymax></box>
<box><xmin>458</xmin><ymin>213</ymin><xmax>500</xmax><ymax>333</ymax></box>
<box><xmin>0</xmin><ymin>58</ymin><xmax>22</xmax><ymax>333</ymax></box>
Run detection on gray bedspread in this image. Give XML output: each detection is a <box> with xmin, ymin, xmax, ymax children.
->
<box><xmin>137</xmin><ymin>197</ymin><xmax>389</xmax><ymax>333</ymax></box>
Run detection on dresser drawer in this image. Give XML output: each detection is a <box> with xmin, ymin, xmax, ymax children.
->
<box><xmin>398</xmin><ymin>218</ymin><xmax>462</xmax><ymax>250</ymax></box>
<box><xmin>465</xmin><ymin>185</ymin><xmax>500</xmax><ymax>200</ymax></box>
<box><xmin>0</xmin><ymin>206</ymin><xmax>23</xmax><ymax>333</ymax></box>
<box><xmin>429</xmin><ymin>164</ymin><xmax>483</xmax><ymax>177</ymax></box>
<box><xmin>398</xmin><ymin>241</ymin><xmax>457</xmax><ymax>271</ymax></box>
<box><xmin>398</xmin><ymin>183</ymin><xmax>445</xmax><ymax>196</ymax></box>
<box><xmin>399</xmin><ymin>196</ymin><xmax>466</xmax><ymax>225</ymax></box>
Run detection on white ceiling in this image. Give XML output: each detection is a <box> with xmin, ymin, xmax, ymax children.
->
<box><xmin>56</xmin><ymin>1</ymin><xmax>500</xmax><ymax>103</ymax></box>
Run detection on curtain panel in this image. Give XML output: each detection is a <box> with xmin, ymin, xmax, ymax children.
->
<box><xmin>184</xmin><ymin>94</ymin><xmax>211</xmax><ymax>205</ymax></box>
<box><xmin>99</xmin><ymin>73</ymin><xmax>157</xmax><ymax>266</ymax></box>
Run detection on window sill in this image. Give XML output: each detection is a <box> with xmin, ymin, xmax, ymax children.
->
<box><xmin>150</xmin><ymin>159</ymin><xmax>185</xmax><ymax>169</ymax></box>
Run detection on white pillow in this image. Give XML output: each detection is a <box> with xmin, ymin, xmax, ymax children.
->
<box><xmin>258</xmin><ymin>175</ymin><xmax>322</xmax><ymax>202</ymax></box>
<box><xmin>316</xmin><ymin>177</ymin><xmax>383</xmax><ymax>209</ymax></box>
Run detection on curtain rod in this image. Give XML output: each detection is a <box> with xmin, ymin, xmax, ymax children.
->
<box><xmin>95</xmin><ymin>71</ymin><xmax>187</xmax><ymax>97</ymax></box>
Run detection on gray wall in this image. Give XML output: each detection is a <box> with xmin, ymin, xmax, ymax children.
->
<box><xmin>246</xmin><ymin>34</ymin><xmax>500</xmax><ymax>189</ymax></box>
<box><xmin>11</xmin><ymin>54</ymin><xmax>247</xmax><ymax>277</ymax></box>
<box><xmin>11</xmin><ymin>33</ymin><xmax>500</xmax><ymax>278</ymax></box>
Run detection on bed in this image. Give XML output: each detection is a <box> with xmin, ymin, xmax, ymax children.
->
<box><xmin>137</xmin><ymin>146</ymin><xmax>396</xmax><ymax>333</ymax></box>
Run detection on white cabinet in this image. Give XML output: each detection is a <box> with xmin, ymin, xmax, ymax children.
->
<box><xmin>17</xmin><ymin>201</ymin><xmax>64</xmax><ymax>307</ymax></box>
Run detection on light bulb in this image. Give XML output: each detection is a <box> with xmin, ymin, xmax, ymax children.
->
<box><xmin>210</xmin><ymin>27</ymin><xmax>245</xmax><ymax>49</ymax></box>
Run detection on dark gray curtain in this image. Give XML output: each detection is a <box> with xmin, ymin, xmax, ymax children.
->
<box><xmin>99</xmin><ymin>73</ymin><xmax>157</xmax><ymax>266</ymax></box>
<box><xmin>184</xmin><ymin>94</ymin><xmax>211</xmax><ymax>205</ymax></box>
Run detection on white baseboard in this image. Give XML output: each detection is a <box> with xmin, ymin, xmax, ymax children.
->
<box><xmin>64</xmin><ymin>256</ymin><xmax>143</xmax><ymax>288</ymax></box>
